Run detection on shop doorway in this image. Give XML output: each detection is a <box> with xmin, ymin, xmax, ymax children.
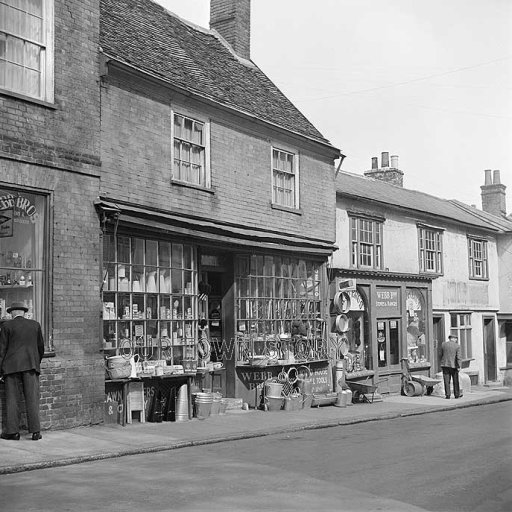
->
<box><xmin>377</xmin><ymin>319</ymin><xmax>401</xmax><ymax>370</ymax></box>
<box><xmin>376</xmin><ymin>319</ymin><xmax>402</xmax><ymax>393</ymax></box>
<box><xmin>199</xmin><ymin>252</ymin><xmax>234</xmax><ymax>396</ymax></box>
<box><xmin>483</xmin><ymin>317</ymin><xmax>497</xmax><ymax>382</ymax></box>
<box><xmin>433</xmin><ymin>315</ymin><xmax>445</xmax><ymax>374</ymax></box>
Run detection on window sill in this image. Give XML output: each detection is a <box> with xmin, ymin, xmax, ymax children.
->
<box><xmin>171</xmin><ymin>179</ymin><xmax>214</xmax><ymax>194</ymax></box>
<box><xmin>0</xmin><ymin>88</ymin><xmax>56</xmax><ymax>109</ymax></box>
<box><xmin>468</xmin><ymin>276</ymin><xmax>489</xmax><ymax>282</ymax></box>
<box><xmin>419</xmin><ymin>271</ymin><xmax>443</xmax><ymax>278</ymax></box>
<box><xmin>271</xmin><ymin>203</ymin><xmax>303</xmax><ymax>215</ymax></box>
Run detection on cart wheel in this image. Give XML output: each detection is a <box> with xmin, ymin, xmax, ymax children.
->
<box><xmin>352</xmin><ymin>390</ymin><xmax>361</xmax><ymax>403</ymax></box>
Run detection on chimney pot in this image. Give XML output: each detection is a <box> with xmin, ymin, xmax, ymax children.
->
<box><xmin>484</xmin><ymin>169</ymin><xmax>492</xmax><ymax>185</ymax></box>
<box><xmin>381</xmin><ymin>152</ymin><xmax>389</xmax><ymax>168</ymax></box>
<box><xmin>493</xmin><ymin>170</ymin><xmax>501</xmax><ymax>184</ymax></box>
<box><xmin>390</xmin><ymin>155</ymin><xmax>399</xmax><ymax>168</ymax></box>
<box><xmin>371</xmin><ymin>157</ymin><xmax>378</xmax><ymax>169</ymax></box>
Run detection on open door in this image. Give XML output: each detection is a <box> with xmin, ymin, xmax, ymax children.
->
<box><xmin>483</xmin><ymin>317</ymin><xmax>497</xmax><ymax>382</ymax></box>
<box><xmin>433</xmin><ymin>315</ymin><xmax>444</xmax><ymax>374</ymax></box>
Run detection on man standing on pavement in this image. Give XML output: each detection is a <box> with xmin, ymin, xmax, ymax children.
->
<box><xmin>0</xmin><ymin>302</ymin><xmax>45</xmax><ymax>440</ymax></box>
<box><xmin>440</xmin><ymin>334</ymin><xmax>462</xmax><ymax>399</ymax></box>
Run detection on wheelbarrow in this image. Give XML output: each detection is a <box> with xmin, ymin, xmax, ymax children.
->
<box><xmin>401</xmin><ymin>358</ymin><xmax>441</xmax><ymax>396</ymax></box>
<box><xmin>346</xmin><ymin>379</ymin><xmax>380</xmax><ymax>403</ymax></box>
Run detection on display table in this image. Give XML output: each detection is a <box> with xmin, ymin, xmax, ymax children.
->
<box><xmin>105</xmin><ymin>373</ymin><xmax>196</xmax><ymax>425</ymax></box>
<box><xmin>105</xmin><ymin>378</ymin><xmax>130</xmax><ymax>426</ymax></box>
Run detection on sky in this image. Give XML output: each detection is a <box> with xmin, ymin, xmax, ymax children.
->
<box><xmin>154</xmin><ymin>0</ymin><xmax>512</xmax><ymax>214</ymax></box>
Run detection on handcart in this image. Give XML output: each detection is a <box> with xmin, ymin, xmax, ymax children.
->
<box><xmin>401</xmin><ymin>358</ymin><xmax>441</xmax><ymax>396</ymax></box>
<box><xmin>346</xmin><ymin>378</ymin><xmax>380</xmax><ymax>403</ymax></box>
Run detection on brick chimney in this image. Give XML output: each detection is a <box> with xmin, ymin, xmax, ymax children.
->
<box><xmin>364</xmin><ymin>152</ymin><xmax>404</xmax><ymax>186</ymax></box>
<box><xmin>481</xmin><ymin>169</ymin><xmax>507</xmax><ymax>217</ymax></box>
<box><xmin>210</xmin><ymin>0</ymin><xmax>251</xmax><ymax>60</ymax></box>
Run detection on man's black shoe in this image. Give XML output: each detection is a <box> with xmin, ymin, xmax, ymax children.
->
<box><xmin>31</xmin><ymin>432</ymin><xmax>42</xmax><ymax>441</ymax></box>
<box><xmin>445</xmin><ymin>396</ymin><xmax>450</xmax><ymax>399</ymax></box>
<box><xmin>1</xmin><ymin>432</ymin><xmax>20</xmax><ymax>440</ymax></box>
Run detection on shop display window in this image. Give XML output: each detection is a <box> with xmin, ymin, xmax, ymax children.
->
<box><xmin>0</xmin><ymin>188</ymin><xmax>48</xmax><ymax>349</ymax></box>
<box><xmin>406</xmin><ymin>288</ymin><xmax>428</xmax><ymax>364</ymax></box>
<box><xmin>330</xmin><ymin>288</ymin><xmax>371</xmax><ymax>373</ymax></box>
<box><xmin>234</xmin><ymin>254</ymin><xmax>326</xmax><ymax>364</ymax></box>
<box><xmin>102</xmin><ymin>235</ymin><xmax>198</xmax><ymax>366</ymax></box>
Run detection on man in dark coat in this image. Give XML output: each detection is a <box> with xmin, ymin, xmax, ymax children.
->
<box><xmin>440</xmin><ymin>334</ymin><xmax>462</xmax><ymax>399</ymax></box>
<box><xmin>0</xmin><ymin>302</ymin><xmax>45</xmax><ymax>440</ymax></box>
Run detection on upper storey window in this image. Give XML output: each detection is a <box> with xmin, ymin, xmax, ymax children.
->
<box><xmin>272</xmin><ymin>148</ymin><xmax>298</xmax><ymax>209</ymax></box>
<box><xmin>0</xmin><ymin>0</ymin><xmax>54</xmax><ymax>102</ymax></box>
<box><xmin>350</xmin><ymin>216</ymin><xmax>383</xmax><ymax>269</ymax></box>
<box><xmin>172</xmin><ymin>113</ymin><xmax>210</xmax><ymax>188</ymax></box>
<box><xmin>468</xmin><ymin>237</ymin><xmax>488</xmax><ymax>280</ymax></box>
<box><xmin>418</xmin><ymin>226</ymin><xmax>443</xmax><ymax>274</ymax></box>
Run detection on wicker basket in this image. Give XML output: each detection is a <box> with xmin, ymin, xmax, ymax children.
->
<box><xmin>107</xmin><ymin>365</ymin><xmax>131</xmax><ymax>380</ymax></box>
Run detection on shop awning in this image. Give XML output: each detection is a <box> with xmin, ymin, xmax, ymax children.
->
<box><xmin>95</xmin><ymin>198</ymin><xmax>336</xmax><ymax>256</ymax></box>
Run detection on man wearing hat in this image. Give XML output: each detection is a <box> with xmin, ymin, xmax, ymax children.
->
<box><xmin>0</xmin><ymin>302</ymin><xmax>45</xmax><ymax>440</ymax></box>
<box><xmin>440</xmin><ymin>334</ymin><xmax>462</xmax><ymax>399</ymax></box>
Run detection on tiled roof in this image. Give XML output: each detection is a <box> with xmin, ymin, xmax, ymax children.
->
<box><xmin>100</xmin><ymin>0</ymin><xmax>335</xmax><ymax>148</ymax></box>
<box><xmin>450</xmin><ymin>200</ymin><xmax>512</xmax><ymax>233</ymax></box>
<box><xmin>336</xmin><ymin>171</ymin><xmax>499</xmax><ymax>232</ymax></box>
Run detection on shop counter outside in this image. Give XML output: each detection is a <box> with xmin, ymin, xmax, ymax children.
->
<box><xmin>105</xmin><ymin>373</ymin><xmax>197</xmax><ymax>424</ymax></box>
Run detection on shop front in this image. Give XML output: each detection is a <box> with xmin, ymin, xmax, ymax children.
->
<box><xmin>0</xmin><ymin>188</ymin><xmax>50</xmax><ymax>346</ymax></box>
<box><xmin>329</xmin><ymin>270</ymin><xmax>433</xmax><ymax>395</ymax></box>
<box><xmin>97</xmin><ymin>200</ymin><xmax>334</xmax><ymax>421</ymax></box>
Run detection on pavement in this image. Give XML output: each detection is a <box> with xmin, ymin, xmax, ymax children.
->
<box><xmin>0</xmin><ymin>385</ymin><xmax>510</xmax><ymax>475</ymax></box>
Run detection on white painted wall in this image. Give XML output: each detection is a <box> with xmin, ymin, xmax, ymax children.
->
<box><xmin>333</xmin><ymin>194</ymin><xmax>503</xmax><ymax>383</ymax></box>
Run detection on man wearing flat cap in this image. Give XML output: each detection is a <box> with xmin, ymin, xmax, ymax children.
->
<box><xmin>440</xmin><ymin>334</ymin><xmax>462</xmax><ymax>400</ymax></box>
<box><xmin>0</xmin><ymin>302</ymin><xmax>45</xmax><ymax>440</ymax></box>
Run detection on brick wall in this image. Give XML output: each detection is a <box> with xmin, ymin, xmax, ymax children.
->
<box><xmin>100</xmin><ymin>73</ymin><xmax>336</xmax><ymax>245</ymax></box>
<box><xmin>0</xmin><ymin>0</ymin><xmax>104</xmax><ymax>430</ymax></box>
<box><xmin>0</xmin><ymin>0</ymin><xmax>101</xmax><ymax>173</ymax></box>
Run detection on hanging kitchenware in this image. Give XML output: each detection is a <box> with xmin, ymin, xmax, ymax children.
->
<box><xmin>333</xmin><ymin>291</ymin><xmax>351</xmax><ymax>314</ymax></box>
<box><xmin>335</xmin><ymin>314</ymin><xmax>350</xmax><ymax>333</ymax></box>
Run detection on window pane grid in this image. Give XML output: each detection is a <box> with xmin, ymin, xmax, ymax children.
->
<box><xmin>419</xmin><ymin>228</ymin><xmax>443</xmax><ymax>274</ymax></box>
<box><xmin>469</xmin><ymin>238</ymin><xmax>488</xmax><ymax>279</ymax></box>
<box><xmin>173</xmin><ymin>114</ymin><xmax>206</xmax><ymax>186</ymax></box>
<box><xmin>0</xmin><ymin>0</ymin><xmax>47</xmax><ymax>100</ymax></box>
<box><xmin>450</xmin><ymin>313</ymin><xmax>472</xmax><ymax>359</ymax></box>
<box><xmin>272</xmin><ymin>148</ymin><xmax>296</xmax><ymax>208</ymax></box>
<box><xmin>350</xmin><ymin>217</ymin><xmax>382</xmax><ymax>269</ymax></box>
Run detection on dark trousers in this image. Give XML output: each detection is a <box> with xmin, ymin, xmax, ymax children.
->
<box><xmin>4</xmin><ymin>370</ymin><xmax>40</xmax><ymax>434</ymax></box>
<box><xmin>442</xmin><ymin>367</ymin><xmax>460</xmax><ymax>398</ymax></box>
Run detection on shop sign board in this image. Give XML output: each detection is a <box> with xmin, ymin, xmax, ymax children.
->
<box><xmin>375</xmin><ymin>288</ymin><xmax>400</xmax><ymax>316</ymax></box>
<box><xmin>237</xmin><ymin>364</ymin><xmax>331</xmax><ymax>393</ymax></box>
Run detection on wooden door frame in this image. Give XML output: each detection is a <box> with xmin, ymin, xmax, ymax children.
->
<box><xmin>482</xmin><ymin>315</ymin><xmax>497</xmax><ymax>382</ymax></box>
<box><xmin>432</xmin><ymin>314</ymin><xmax>445</xmax><ymax>374</ymax></box>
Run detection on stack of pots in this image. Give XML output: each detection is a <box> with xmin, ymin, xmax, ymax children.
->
<box><xmin>264</xmin><ymin>380</ymin><xmax>284</xmax><ymax>411</ymax></box>
<box><xmin>193</xmin><ymin>392</ymin><xmax>213</xmax><ymax>419</ymax></box>
<box><xmin>210</xmin><ymin>392</ymin><xmax>223</xmax><ymax>415</ymax></box>
<box><xmin>175</xmin><ymin>384</ymin><xmax>189</xmax><ymax>422</ymax></box>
